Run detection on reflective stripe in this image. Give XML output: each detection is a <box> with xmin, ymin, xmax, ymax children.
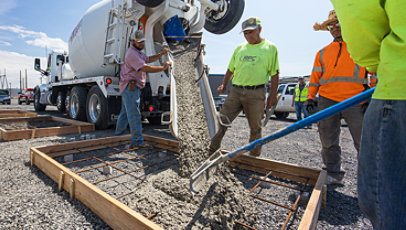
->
<box><xmin>319</xmin><ymin>76</ymin><xmax>368</xmax><ymax>85</ymax></box>
<box><xmin>312</xmin><ymin>66</ymin><xmax>323</xmax><ymax>72</ymax></box>
<box><xmin>353</xmin><ymin>64</ymin><xmax>361</xmax><ymax>78</ymax></box>
<box><xmin>309</xmin><ymin>83</ymin><xmax>320</xmax><ymax>87</ymax></box>
<box><xmin>319</xmin><ymin>48</ymin><xmax>326</xmax><ymax>75</ymax></box>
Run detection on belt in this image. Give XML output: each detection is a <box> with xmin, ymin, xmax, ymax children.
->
<box><xmin>232</xmin><ymin>84</ymin><xmax>265</xmax><ymax>90</ymax></box>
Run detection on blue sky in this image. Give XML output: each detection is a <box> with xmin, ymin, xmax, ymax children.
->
<box><xmin>0</xmin><ymin>0</ymin><xmax>334</xmax><ymax>89</ymax></box>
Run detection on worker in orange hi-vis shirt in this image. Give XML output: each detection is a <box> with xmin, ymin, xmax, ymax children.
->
<box><xmin>306</xmin><ymin>10</ymin><xmax>368</xmax><ymax>185</ymax></box>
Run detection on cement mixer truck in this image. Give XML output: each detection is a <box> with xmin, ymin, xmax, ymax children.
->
<box><xmin>33</xmin><ymin>0</ymin><xmax>244</xmax><ymax>131</ymax></box>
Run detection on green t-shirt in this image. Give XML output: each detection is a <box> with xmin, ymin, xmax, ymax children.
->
<box><xmin>332</xmin><ymin>0</ymin><xmax>406</xmax><ymax>100</ymax></box>
<box><xmin>228</xmin><ymin>39</ymin><xmax>279</xmax><ymax>86</ymax></box>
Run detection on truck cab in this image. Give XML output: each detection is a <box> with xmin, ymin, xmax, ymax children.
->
<box><xmin>18</xmin><ymin>88</ymin><xmax>34</xmax><ymax>105</ymax></box>
<box><xmin>266</xmin><ymin>83</ymin><xmax>297</xmax><ymax>119</ymax></box>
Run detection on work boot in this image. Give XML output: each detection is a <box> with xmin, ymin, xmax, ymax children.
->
<box><xmin>325</xmin><ymin>170</ymin><xmax>345</xmax><ymax>185</ymax></box>
<box><xmin>326</xmin><ymin>175</ymin><xmax>343</xmax><ymax>185</ymax></box>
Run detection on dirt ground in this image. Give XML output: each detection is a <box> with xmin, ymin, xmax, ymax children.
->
<box><xmin>0</xmin><ymin>101</ymin><xmax>373</xmax><ymax>229</ymax></box>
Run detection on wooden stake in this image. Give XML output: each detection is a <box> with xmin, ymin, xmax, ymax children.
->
<box><xmin>322</xmin><ymin>185</ymin><xmax>327</xmax><ymax>208</ymax></box>
<box><xmin>58</xmin><ymin>171</ymin><xmax>65</xmax><ymax>192</ymax></box>
<box><xmin>70</xmin><ymin>179</ymin><xmax>75</xmax><ymax>200</ymax></box>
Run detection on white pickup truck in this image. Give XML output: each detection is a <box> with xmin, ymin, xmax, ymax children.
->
<box><xmin>268</xmin><ymin>83</ymin><xmax>297</xmax><ymax>119</ymax></box>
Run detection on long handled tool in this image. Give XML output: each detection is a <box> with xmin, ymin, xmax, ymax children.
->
<box><xmin>263</xmin><ymin>94</ymin><xmax>282</xmax><ymax>127</ymax></box>
<box><xmin>190</xmin><ymin>87</ymin><xmax>375</xmax><ymax>194</ymax></box>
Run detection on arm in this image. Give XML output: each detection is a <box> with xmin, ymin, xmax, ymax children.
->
<box><xmin>147</xmin><ymin>47</ymin><xmax>169</xmax><ymax>63</ymax></box>
<box><xmin>292</xmin><ymin>91</ymin><xmax>296</xmax><ymax>107</ymax></box>
<box><xmin>140</xmin><ymin>61</ymin><xmax>171</xmax><ymax>73</ymax></box>
<box><xmin>266</xmin><ymin>72</ymin><xmax>279</xmax><ymax>110</ymax></box>
<box><xmin>308</xmin><ymin>52</ymin><xmax>322</xmax><ymax>100</ymax></box>
<box><xmin>217</xmin><ymin>69</ymin><xmax>234</xmax><ymax>95</ymax></box>
<box><xmin>331</xmin><ymin>0</ymin><xmax>388</xmax><ymax>72</ymax></box>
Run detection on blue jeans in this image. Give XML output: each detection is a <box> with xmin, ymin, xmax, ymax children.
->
<box><xmin>358</xmin><ymin>99</ymin><xmax>406</xmax><ymax>229</ymax></box>
<box><xmin>294</xmin><ymin>101</ymin><xmax>309</xmax><ymax>121</ymax></box>
<box><xmin>114</xmin><ymin>85</ymin><xmax>144</xmax><ymax>145</ymax></box>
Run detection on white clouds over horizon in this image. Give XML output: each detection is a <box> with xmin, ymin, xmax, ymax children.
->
<box><xmin>0</xmin><ymin>50</ymin><xmax>45</xmax><ymax>88</ymax></box>
<box><xmin>0</xmin><ymin>25</ymin><xmax>68</xmax><ymax>52</ymax></box>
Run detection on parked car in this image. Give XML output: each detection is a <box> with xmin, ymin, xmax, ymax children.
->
<box><xmin>213</xmin><ymin>94</ymin><xmax>227</xmax><ymax>111</ymax></box>
<box><xmin>18</xmin><ymin>88</ymin><xmax>34</xmax><ymax>105</ymax></box>
<box><xmin>0</xmin><ymin>89</ymin><xmax>11</xmax><ymax>104</ymax></box>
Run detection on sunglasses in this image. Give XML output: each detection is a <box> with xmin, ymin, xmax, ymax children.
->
<box><xmin>327</xmin><ymin>23</ymin><xmax>341</xmax><ymax>31</ymax></box>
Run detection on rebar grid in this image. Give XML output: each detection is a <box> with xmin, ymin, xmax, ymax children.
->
<box><xmin>53</xmin><ymin>144</ymin><xmax>314</xmax><ymax>230</ymax></box>
<box><xmin>232</xmin><ymin>166</ymin><xmax>311</xmax><ymax>230</ymax></box>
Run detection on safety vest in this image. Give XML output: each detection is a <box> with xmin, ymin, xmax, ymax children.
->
<box><xmin>308</xmin><ymin>41</ymin><xmax>367</xmax><ymax>102</ymax></box>
<box><xmin>294</xmin><ymin>83</ymin><xmax>308</xmax><ymax>102</ymax></box>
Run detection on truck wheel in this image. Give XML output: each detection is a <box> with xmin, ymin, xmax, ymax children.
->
<box><xmin>33</xmin><ymin>88</ymin><xmax>46</xmax><ymax>111</ymax></box>
<box><xmin>69</xmin><ymin>86</ymin><xmax>87</xmax><ymax>121</ymax></box>
<box><xmin>56</xmin><ymin>91</ymin><xmax>66</xmax><ymax>113</ymax></box>
<box><xmin>25</xmin><ymin>98</ymin><xmax>30</xmax><ymax>105</ymax></box>
<box><xmin>275</xmin><ymin>112</ymin><xmax>289</xmax><ymax>119</ymax></box>
<box><xmin>136</xmin><ymin>0</ymin><xmax>164</xmax><ymax>7</ymax></box>
<box><xmin>86</xmin><ymin>85</ymin><xmax>109</xmax><ymax>130</ymax></box>
<box><xmin>65</xmin><ymin>91</ymin><xmax>70</xmax><ymax>115</ymax></box>
<box><xmin>18</xmin><ymin>98</ymin><xmax>22</xmax><ymax>105</ymax></box>
<box><xmin>204</xmin><ymin>0</ymin><xmax>245</xmax><ymax>34</ymax></box>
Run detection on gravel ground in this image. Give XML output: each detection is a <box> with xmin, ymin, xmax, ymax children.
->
<box><xmin>0</xmin><ymin>101</ymin><xmax>373</xmax><ymax>229</ymax></box>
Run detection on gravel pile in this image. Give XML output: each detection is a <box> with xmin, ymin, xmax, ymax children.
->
<box><xmin>0</xmin><ymin>102</ymin><xmax>373</xmax><ymax>229</ymax></box>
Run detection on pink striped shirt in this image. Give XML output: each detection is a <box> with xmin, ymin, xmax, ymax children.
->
<box><xmin>119</xmin><ymin>46</ymin><xmax>149</xmax><ymax>94</ymax></box>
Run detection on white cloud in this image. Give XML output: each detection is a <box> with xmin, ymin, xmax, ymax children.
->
<box><xmin>0</xmin><ymin>41</ymin><xmax>11</xmax><ymax>46</ymax></box>
<box><xmin>0</xmin><ymin>25</ymin><xmax>68</xmax><ymax>51</ymax></box>
<box><xmin>0</xmin><ymin>0</ymin><xmax>17</xmax><ymax>15</ymax></box>
<box><xmin>0</xmin><ymin>50</ymin><xmax>46</xmax><ymax>89</ymax></box>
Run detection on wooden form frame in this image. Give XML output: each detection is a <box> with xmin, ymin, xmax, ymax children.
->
<box><xmin>0</xmin><ymin>109</ymin><xmax>37</xmax><ymax>118</ymax></box>
<box><xmin>30</xmin><ymin>134</ymin><xmax>326</xmax><ymax>230</ymax></box>
<box><xmin>0</xmin><ymin>116</ymin><xmax>94</xmax><ymax>141</ymax></box>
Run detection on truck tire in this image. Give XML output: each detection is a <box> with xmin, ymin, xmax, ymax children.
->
<box><xmin>65</xmin><ymin>91</ymin><xmax>70</xmax><ymax>115</ymax></box>
<box><xmin>33</xmin><ymin>88</ymin><xmax>46</xmax><ymax>111</ymax></box>
<box><xmin>204</xmin><ymin>0</ymin><xmax>245</xmax><ymax>34</ymax></box>
<box><xmin>69</xmin><ymin>86</ymin><xmax>87</xmax><ymax>121</ymax></box>
<box><xmin>25</xmin><ymin>98</ymin><xmax>30</xmax><ymax>105</ymax></box>
<box><xmin>18</xmin><ymin>98</ymin><xmax>22</xmax><ymax>105</ymax></box>
<box><xmin>86</xmin><ymin>85</ymin><xmax>109</xmax><ymax>130</ymax></box>
<box><xmin>136</xmin><ymin>0</ymin><xmax>164</xmax><ymax>7</ymax></box>
<box><xmin>56</xmin><ymin>91</ymin><xmax>66</xmax><ymax>113</ymax></box>
<box><xmin>275</xmin><ymin>112</ymin><xmax>289</xmax><ymax>119</ymax></box>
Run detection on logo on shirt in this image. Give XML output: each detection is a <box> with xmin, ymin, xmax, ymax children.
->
<box><xmin>240</xmin><ymin>56</ymin><xmax>258</xmax><ymax>62</ymax></box>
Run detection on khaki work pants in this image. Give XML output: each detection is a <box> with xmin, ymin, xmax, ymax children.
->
<box><xmin>209</xmin><ymin>86</ymin><xmax>266</xmax><ymax>156</ymax></box>
<box><xmin>317</xmin><ymin>96</ymin><xmax>363</xmax><ymax>177</ymax></box>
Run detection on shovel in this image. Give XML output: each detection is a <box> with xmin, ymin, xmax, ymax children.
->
<box><xmin>263</xmin><ymin>94</ymin><xmax>282</xmax><ymax>127</ymax></box>
<box><xmin>190</xmin><ymin>87</ymin><xmax>375</xmax><ymax>194</ymax></box>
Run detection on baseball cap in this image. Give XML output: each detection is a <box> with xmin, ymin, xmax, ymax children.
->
<box><xmin>298</xmin><ymin>76</ymin><xmax>304</xmax><ymax>79</ymax></box>
<box><xmin>241</xmin><ymin>17</ymin><xmax>261</xmax><ymax>33</ymax></box>
<box><xmin>130</xmin><ymin>31</ymin><xmax>145</xmax><ymax>42</ymax></box>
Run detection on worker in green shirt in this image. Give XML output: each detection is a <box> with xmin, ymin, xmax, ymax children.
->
<box><xmin>331</xmin><ymin>0</ymin><xmax>406</xmax><ymax>228</ymax></box>
<box><xmin>209</xmin><ymin>16</ymin><xmax>280</xmax><ymax>157</ymax></box>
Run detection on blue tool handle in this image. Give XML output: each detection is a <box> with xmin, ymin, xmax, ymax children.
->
<box><xmin>227</xmin><ymin>87</ymin><xmax>375</xmax><ymax>159</ymax></box>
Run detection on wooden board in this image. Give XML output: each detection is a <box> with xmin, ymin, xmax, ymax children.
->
<box><xmin>0</xmin><ymin>116</ymin><xmax>94</xmax><ymax>141</ymax></box>
<box><xmin>31</xmin><ymin>135</ymin><xmax>323</xmax><ymax>229</ymax></box>
<box><xmin>0</xmin><ymin>109</ymin><xmax>37</xmax><ymax>118</ymax></box>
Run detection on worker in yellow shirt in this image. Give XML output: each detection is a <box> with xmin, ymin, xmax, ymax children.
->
<box><xmin>331</xmin><ymin>0</ymin><xmax>406</xmax><ymax>228</ymax></box>
<box><xmin>209</xmin><ymin>17</ymin><xmax>279</xmax><ymax>157</ymax></box>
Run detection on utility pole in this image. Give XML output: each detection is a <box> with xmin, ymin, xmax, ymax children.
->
<box><xmin>20</xmin><ymin>70</ymin><xmax>22</xmax><ymax>92</ymax></box>
<box><xmin>25</xmin><ymin>69</ymin><xmax>28</xmax><ymax>89</ymax></box>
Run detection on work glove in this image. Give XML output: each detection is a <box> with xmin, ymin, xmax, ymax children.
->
<box><xmin>306</xmin><ymin>99</ymin><xmax>316</xmax><ymax>115</ymax></box>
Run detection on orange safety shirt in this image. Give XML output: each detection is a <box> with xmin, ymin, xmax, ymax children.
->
<box><xmin>308</xmin><ymin>41</ymin><xmax>367</xmax><ymax>102</ymax></box>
